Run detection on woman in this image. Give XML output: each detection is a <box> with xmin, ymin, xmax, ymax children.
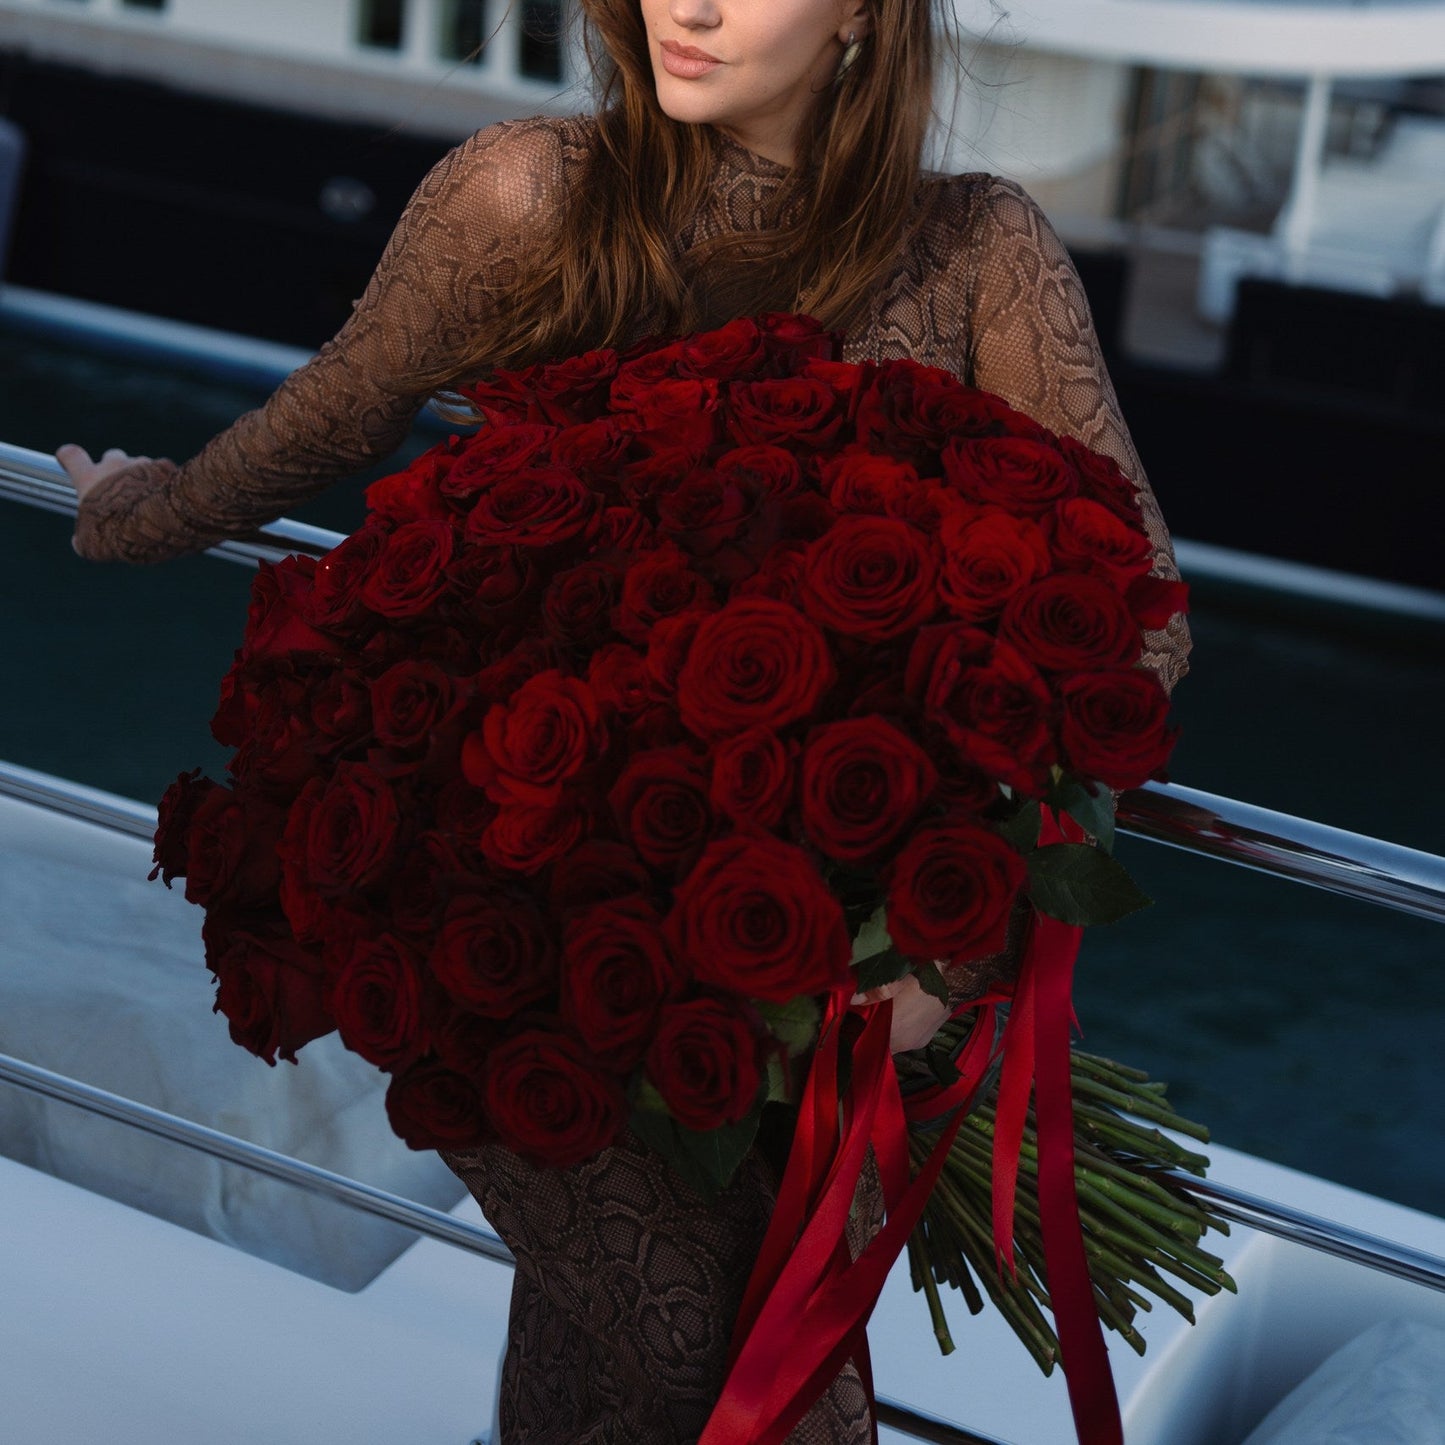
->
<box><xmin>61</xmin><ymin>1</ymin><xmax>1192</xmax><ymax>1439</ymax></box>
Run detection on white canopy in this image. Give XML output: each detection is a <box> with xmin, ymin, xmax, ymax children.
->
<box><xmin>957</xmin><ymin>1</ymin><xmax>1445</xmax><ymax>78</ymax></box>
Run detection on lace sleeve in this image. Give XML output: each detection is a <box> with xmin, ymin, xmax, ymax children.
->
<box><xmin>962</xmin><ymin>176</ymin><xmax>1192</xmax><ymax>700</ymax></box>
<box><xmin>72</xmin><ymin>118</ymin><xmax>569</xmax><ymax>565</ymax></box>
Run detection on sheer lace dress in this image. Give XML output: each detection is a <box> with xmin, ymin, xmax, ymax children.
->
<box><xmin>75</xmin><ymin>114</ymin><xmax>1192</xmax><ymax>1443</ymax></box>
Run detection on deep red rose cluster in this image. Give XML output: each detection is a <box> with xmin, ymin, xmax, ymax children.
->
<box><xmin>154</xmin><ymin>314</ymin><xmax>1185</xmax><ymax>1166</ymax></box>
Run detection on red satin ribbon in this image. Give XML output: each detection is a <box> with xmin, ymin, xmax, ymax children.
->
<box><xmin>700</xmin><ymin>805</ymin><xmax>1122</xmax><ymax>1445</ymax></box>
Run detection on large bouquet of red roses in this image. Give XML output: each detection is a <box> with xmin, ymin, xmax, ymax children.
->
<box><xmin>153</xmin><ymin>314</ymin><xmax>1183</xmax><ymax>1196</ymax></box>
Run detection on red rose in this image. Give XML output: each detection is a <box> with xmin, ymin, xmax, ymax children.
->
<box><xmin>329</xmin><ymin>933</ymin><xmax>428</xmax><ymax>1069</ymax></box>
<box><xmin>943</xmin><ymin>436</ymin><xmax>1079</xmax><ymax>516</ymax></box>
<box><xmin>151</xmin><ymin>768</ymin><xmax>219</xmax><ymax>886</ymax></box>
<box><xmin>622</xmin><ymin>446</ymin><xmax>700</xmax><ymax>507</ymax></box>
<box><xmin>360</xmin><ymin>519</ymin><xmax>457</xmax><ymax>620</ymax></box>
<box><xmin>614</xmin><ymin>542</ymin><xmax>716</xmax><ymax>643</ymax></box>
<box><xmin>587</xmin><ymin>643</ymin><xmax>652</xmax><ymax>718</ymax></box>
<box><xmin>311</xmin><ymin>667</ymin><xmax>373</xmax><ymax>756</ymax></box>
<box><xmin>800</xmin><ymin>718</ymin><xmax>938</xmax><ymax>862</ymax></box>
<box><xmin>1056</xmin><ymin>435</ymin><xmax>1142</xmax><ymax>521</ymax></box>
<box><xmin>1059</xmin><ymin>669</ymin><xmax>1177</xmax><ymax>789</ymax></box>
<box><xmin>480</xmin><ymin>796</ymin><xmax>589</xmax><ymax>874</ymax></box>
<box><xmin>551</xmin><ymin>418</ymin><xmax>631</xmax><ymax>486</ymax></box>
<box><xmin>560</xmin><ymin>898</ymin><xmax>683</xmax><ymax>1068</ymax></box>
<box><xmin>734</xmin><ymin>539</ymin><xmax>808</xmax><ymax>605</ymax></box>
<box><xmin>938</xmin><ymin>509</ymin><xmax>1052</xmax><ymax>622</ymax></box>
<box><xmin>282</xmin><ymin>762</ymin><xmax>402</xmax><ymax>895</ymax></box>
<box><xmin>208</xmin><ymin>923</ymin><xmax>334</xmax><ymax>1065</ymax></box>
<box><xmin>885</xmin><ymin>481</ymin><xmax>975</xmax><ymax>536</ymax></box>
<box><xmin>465</xmin><ymin>467</ymin><xmax>600</xmax><ymax>549</ymax></box>
<box><xmin>677</xmin><ymin>317</ymin><xmax>769</xmax><ymax>380</ymax></box>
<box><xmin>365</xmin><ymin>441</ymin><xmax>459</xmax><ymax>522</ymax></box>
<box><xmin>757</xmin><ymin>312</ymin><xmax>838</xmax><ymax>370</ymax></box>
<box><xmin>462</xmin><ymin>669</ymin><xmax>605</xmax><ymax>807</ymax></box>
<box><xmin>656</xmin><ymin>471</ymin><xmax>759</xmax><ymax>557</ymax></box>
<box><xmin>529</xmin><ymin>347</ymin><xmax>619</xmax><ymax>415</ymax></box>
<box><xmin>856</xmin><ymin>360</ymin><xmax>1004</xmax><ymax>457</ymax></box>
<box><xmin>646</xmin><ymin>997</ymin><xmax>764</xmax><ymax>1131</ymax></box>
<box><xmin>1000</xmin><ymin>574</ymin><xmax>1142</xmax><ymax>673</ymax></box>
<box><xmin>615</xmin><ymin>376</ymin><xmax>720</xmax><ymax>455</ymax></box>
<box><xmin>907</xmin><ymin>624</ymin><xmax>1054</xmax><ymax>795</ymax></box>
<box><xmin>665</xmin><ymin>834</ymin><xmax>851</xmax><ymax>1002</ymax></box>
<box><xmin>483</xmin><ymin>1028</ymin><xmax>628</xmax><ymax>1167</ymax></box>
<box><xmin>446</xmin><ymin>544</ymin><xmax>537</xmax><ymax>622</ymax></box>
<box><xmin>800</xmin><ymin>515</ymin><xmax>939</xmax><ymax>642</ymax></box>
<box><xmin>1049</xmin><ymin>498</ymin><xmax>1153</xmax><ymax>587</ymax></box>
<box><xmin>549</xmin><ymin>840</ymin><xmax>651</xmax><ymax>913</ymax></box>
<box><xmin>887</xmin><ymin>819</ymin><xmax>1028</xmax><ymax>964</ymax></box>
<box><xmin>472</xmin><ymin>638</ymin><xmax>555</xmax><ymax>707</ymax></box>
<box><xmin>607</xmin><ymin>745</ymin><xmax>713</xmax><ymax>875</ymax></box>
<box><xmin>430</xmin><ymin>891</ymin><xmax>557</xmax><ymax>1017</ymax></box>
<box><xmin>708</xmin><ymin>726</ymin><xmax>795</xmax><ymax>830</ymax></box>
<box><xmin>726</xmin><ymin>377</ymin><xmax>844</xmax><ymax>450</ymax></box>
<box><xmin>820</xmin><ymin>451</ymin><xmax>918</xmax><ymax>515</ymax></box>
<box><xmin>542</xmin><ymin>560</ymin><xmax>622</xmax><ymax>651</ymax></box>
<box><xmin>713</xmin><ymin>444</ymin><xmax>804</xmax><ymax>499</ymax></box>
<box><xmin>308</xmin><ymin>528</ymin><xmax>387</xmax><ymax>633</ymax></box>
<box><xmin>183</xmin><ymin>785</ymin><xmax>282</xmax><ymax>908</ymax></box>
<box><xmin>590</xmin><ymin>505</ymin><xmax>657</xmax><ymax>558</ymax></box>
<box><xmin>244</xmin><ymin>556</ymin><xmax>334</xmax><ymax>659</ymax></box>
<box><xmin>644</xmin><ymin>611</ymin><xmax>707</xmax><ymax>702</ymax></box>
<box><xmin>369</xmin><ymin>659</ymin><xmax>460</xmax><ymax>753</ymax></box>
<box><xmin>385</xmin><ymin>1058</ymin><xmax>490</xmax><ymax>1150</ymax></box>
<box><xmin>675</xmin><ymin>597</ymin><xmax>836</xmax><ymax>740</ymax></box>
<box><xmin>431</xmin><ymin>1005</ymin><xmax>501</xmax><ymax>1082</ymax></box>
<box><xmin>441</xmin><ymin>423</ymin><xmax>557</xmax><ymax>500</ymax></box>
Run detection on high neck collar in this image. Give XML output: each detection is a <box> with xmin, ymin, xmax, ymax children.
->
<box><xmin>711</xmin><ymin>128</ymin><xmax>794</xmax><ymax>182</ymax></box>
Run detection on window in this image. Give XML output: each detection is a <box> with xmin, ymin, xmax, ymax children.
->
<box><xmin>519</xmin><ymin>0</ymin><xmax>564</xmax><ymax>83</ymax></box>
<box><xmin>438</xmin><ymin>0</ymin><xmax>487</xmax><ymax>66</ymax></box>
<box><xmin>358</xmin><ymin>0</ymin><xmax>405</xmax><ymax>51</ymax></box>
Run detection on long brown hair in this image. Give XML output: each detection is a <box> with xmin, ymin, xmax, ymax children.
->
<box><xmin>433</xmin><ymin>0</ymin><xmax>946</xmax><ymax>386</ymax></box>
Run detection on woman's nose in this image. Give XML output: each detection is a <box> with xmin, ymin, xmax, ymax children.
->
<box><xmin>668</xmin><ymin>0</ymin><xmax>722</xmax><ymax>32</ymax></box>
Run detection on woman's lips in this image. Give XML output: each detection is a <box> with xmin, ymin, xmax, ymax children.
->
<box><xmin>660</xmin><ymin>40</ymin><xmax>723</xmax><ymax>79</ymax></box>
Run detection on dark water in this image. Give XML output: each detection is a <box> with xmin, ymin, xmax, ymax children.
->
<box><xmin>3</xmin><ymin>327</ymin><xmax>1443</xmax><ymax>1214</ymax></box>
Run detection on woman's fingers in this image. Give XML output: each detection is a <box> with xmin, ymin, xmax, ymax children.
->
<box><xmin>849</xmin><ymin>978</ymin><xmax>908</xmax><ymax>1006</ymax></box>
<box><xmin>56</xmin><ymin>444</ymin><xmax>150</xmax><ymax>502</ymax></box>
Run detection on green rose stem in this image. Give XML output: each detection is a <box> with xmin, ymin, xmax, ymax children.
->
<box><xmin>904</xmin><ymin>1048</ymin><xmax>1237</xmax><ymax>1372</ymax></box>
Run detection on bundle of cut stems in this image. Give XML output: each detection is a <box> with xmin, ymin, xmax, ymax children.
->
<box><xmin>904</xmin><ymin>1020</ymin><xmax>1237</xmax><ymax>1372</ymax></box>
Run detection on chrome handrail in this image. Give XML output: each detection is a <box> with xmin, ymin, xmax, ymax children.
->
<box><xmin>0</xmin><ymin>443</ymin><xmax>341</xmax><ymax>565</ymax></box>
<box><xmin>5</xmin><ymin>757</ymin><xmax>1442</xmax><ymax>924</ymax></box>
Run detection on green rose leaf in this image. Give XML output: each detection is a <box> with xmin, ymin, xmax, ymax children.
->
<box><xmin>628</xmin><ymin>1100</ymin><xmax>762</xmax><ymax>1204</ymax></box>
<box><xmin>912</xmin><ymin>959</ymin><xmax>952</xmax><ymax>1003</ymax></box>
<box><xmin>755</xmin><ymin>995</ymin><xmax>821</xmax><ymax>1057</ymax></box>
<box><xmin>855</xmin><ymin>947</ymin><xmax>911</xmax><ymax>993</ymax></box>
<box><xmin>1049</xmin><ymin>780</ymin><xmax>1117</xmax><ymax>853</ymax></box>
<box><xmin>995</xmin><ymin>797</ymin><xmax>1041</xmax><ymax>854</ymax></box>
<box><xmin>1026</xmin><ymin>842</ymin><xmax>1152</xmax><ymax>926</ymax></box>
<box><xmin>850</xmin><ymin>905</ymin><xmax>892</xmax><ymax>963</ymax></box>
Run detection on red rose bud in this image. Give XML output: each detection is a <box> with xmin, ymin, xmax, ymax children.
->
<box><xmin>756</xmin><ymin>312</ymin><xmax>838</xmax><ymax>369</ymax></box>
<box><xmin>182</xmin><ymin>785</ymin><xmax>283</xmax><ymax>908</ymax></box>
<box><xmin>307</xmin><ymin>528</ymin><xmax>387</xmax><ymax>633</ymax></box>
<box><xmin>675</xmin><ymin>597</ymin><xmax>835</xmax><ymax>740</ymax></box>
<box><xmin>462</xmin><ymin>669</ymin><xmax>605</xmax><ymax>808</ymax></box>
<box><xmin>677</xmin><ymin>317</ymin><xmax>769</xmax><ymax>380</ymax></box>
<box><xmin>856</xmin><ymin>359</ymin><xmax>1011</xmax><ymax>455</ymax></box>
<box><xmin>370</xmin><ymin>660</ymin><xmax>459</xmax><ymax>753</ymax></box>
<box><xmin>607</xmin><ymin>745</ymin><xmax>713</xmax><ymax>875</ymax></box>
<box><xmin>529</xmin><ymin>347</ymin><xmax>619</xmax><ymax>414</ymax></box>
<box><xmin>207</xmin><ymin>924</ymin><xmax>334</xmax><ymax>1066</ymax></box>
<box><xmin>1056</xmin><ymin>435</ymin><xmax>1142</xmax><ymax>520</ymax></box>
<box><xmin>243</xmin><ymin>556</ymin><xmax>334</xmax><ymax>659</ymax></box>
<box><xmin>665</xmin><ymin>834</ymin><xmax>851</xmax><ymax>1002</ymax></box>
<box><xmin>542</xmin><ymin>560</ymin><xmax>622</xmax><ymax>650</ymax></box>
<box><xmin>430</xmin><ymin>891</ymin><xmax>557</xmax><ymax>1018</ymax></box>
<box><xmin>1126</xmin><ymin>574</ymin><xmax>1191</xmax><ymax>632</ymax></box>
<box><xmin>482</xmin><ymin>1028</ymin><xmax>628</xmax><ymax>1167</ymax></box>
<box><xmin>708</xmin><ymin>726</ymin><xmax>795</xmax><ymax>830</ymax></box>
<box><xmin>713</xmin><ymin>444</ymin><xmax>804</xmax><ymax>499</ymax></box>
<box><xmin>385</xmin><ymin>1058</ymin><xmax>491</xmax><ymax>1151</ymax></box>
<box><xmin>656</xmin><ymin>471</ymin><xmax>759</xmax><ymax>557</ymax></box>
<box><xmin>819</xmin><ymin>450</ymin><xmax>918</xmax><ymax>515</ymax></box>
<box><xmin>359</xmin><ymin>519</ymin><xmax>457</xmax><ymax>620</ymax></box>
<box><xmin>614</xmin><ymin>376</ymin><xmax>720</xmax><ymax>455</ymax></box>
<box><xmin>561</xmin><ymin>898</ymin><xmax>683</xmax><ymax>1069</ymax></box>
<box><xmin>365</xmin><ymin>442</ymin><xmax>459</xmax><ymax>522</ymax></box>
<box><xmin>1060</xmin><ymin>669</ymin><xmax>1179</xmax><ymax>789</ymax></box>
<box><xmin>938</xmin><ymin>509</ymin><xmax>1052</xmax><ymax>622</ymax></box>
<box><xmin>550</xmin><ymin>418</ymin><xmax>630</xmax><ymax>485</ymax></box>
<box><xmin>886</xmin><ymin>819</ymin><xmax>1028</xmax><ymax>964</ymax></box>
<box><xmin>329</xmin><ymin>934</ymin><xmax>428</xmax><ymax>1070</ymax></box>
<box><xmin>646</xmin><ymin>997</ymin><xmax>764</xmax><ymax>1131</ymax></box>
<box><xmin>942</xmin><ymin>436</ymin><xmax>1079</xmax><ymax>516</ymax></box>
<box><xmin>1000</xmin><ymin>573</ymin><xmax>1143</xmax><ymax>673</ymax></box>
<box><xmin>591</xmin><ymin>505</ymin><xmax>657</xmax><ymax>557</ymax></box>
<box><xmin>800</xmin><ymin>718</ymin><xmax>938</xmax><ymax>862</ymax></box>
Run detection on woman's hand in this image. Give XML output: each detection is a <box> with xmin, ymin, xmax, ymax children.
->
<box><xmin>850</xmin><ymin>963</ymin><xmax>951</xmax><ymax>1054</ymax></box>
<box><xmin>56</xmin><ymin>444</ymin><xmax>153</xmax><ymax>505</ymax></box>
